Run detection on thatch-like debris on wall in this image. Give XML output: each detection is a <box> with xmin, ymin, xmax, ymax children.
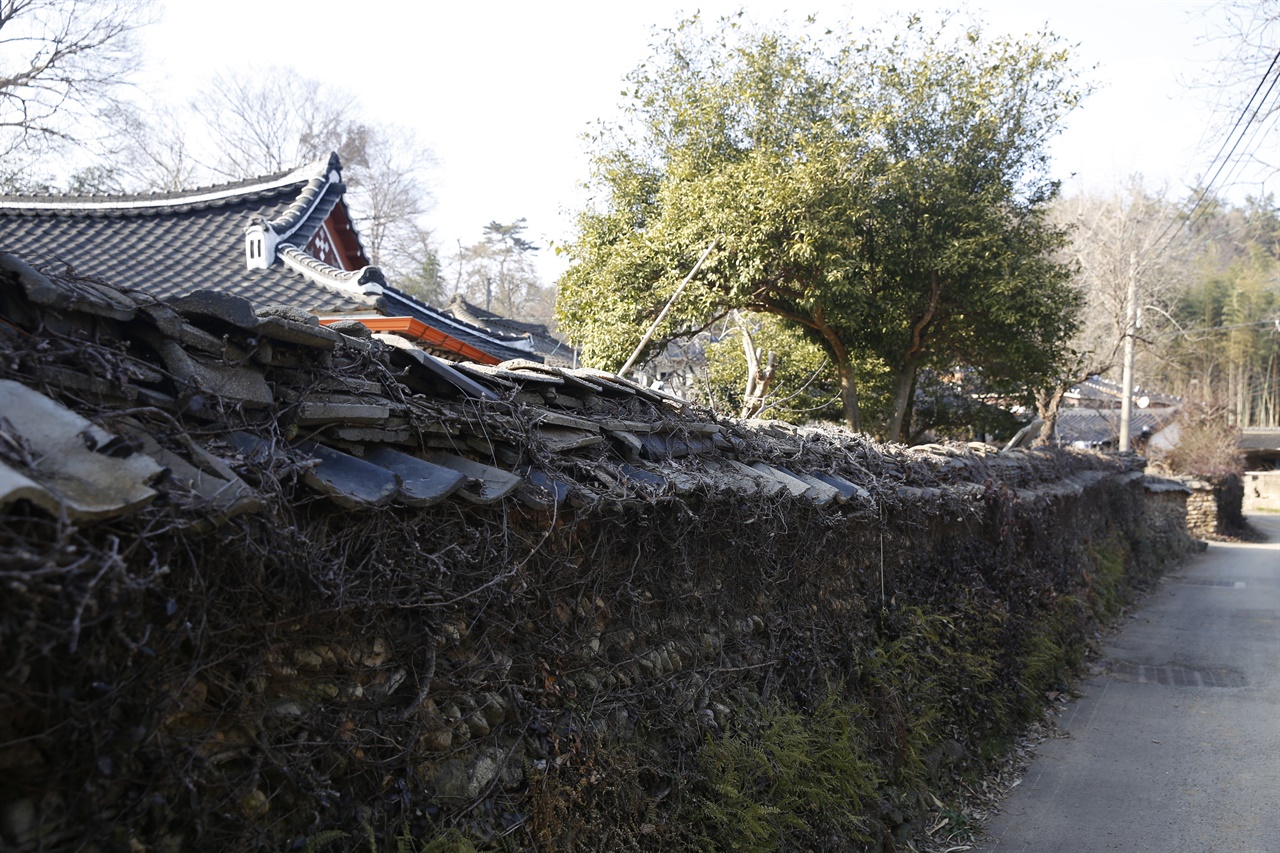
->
<box><xmin>0</xmin><ymin>253</ymin><xmax>1183</xmax><ymax>852</ymax></box>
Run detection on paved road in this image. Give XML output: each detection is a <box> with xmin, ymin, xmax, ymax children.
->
<box><xmin>977</xmin><ymin>514</ymin><xmax>1280</xmax><ymax>853</ymax></box>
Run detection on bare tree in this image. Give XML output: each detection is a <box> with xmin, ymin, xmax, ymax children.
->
<box><xmin>346</xmin><ymin>127</ymin><xmax>435</xmax><ymax>275</ymax></box>
<box><xmin>189</xmin><ymin>69</ymin><xmax>439</xmax><ymax>282</ymax></box>
<box><xmin>1035</xmin><ymin>183</ymin><xmax>1196</xmax><ymax>442</ymax></box>
<box><xmin>191</xmin><ymin>69</ymin><xmax>365</xmax><ymax>180</ymax></box>
<box><xmin>108</xmin><ymin>101</ymin><xmax>200</xmax><ymax>192</ymax></box>
<box><xmin>386</xmin><ymin>222</ymin><xmax>444</xmax><ymax>304</ymax></box>
<box><xmin>452</xmin><ymin>219</ymin><xmax>553</xmax><ymax>322</ymax></box>
<box><xmin>0</xmin><ymin>0</ymin><xmax>155</xmax><ymax>163</ymax></box>
<box><xmin>112</xmin><ymin>66</ymin><xmax>440</xmax><ymax>287</ymax></box>
<box><xmin>1191</xmin><ymin>1</ymin><xmax>1280</xmax><ymax>189</ymax></box>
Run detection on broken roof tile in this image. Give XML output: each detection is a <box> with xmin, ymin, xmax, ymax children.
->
<box><xmin>372</xmin><ymin>333</ymin><xmax>499</xmax><ymax>401</ymax></box>
<box><xmin>170</xmin><ymin>289</ymin><xmax>262</xmax><ymax>331</ymax></box>
<box><xmin>697</xmin><ymin>458</ymin><xmax>761</xmax><ymax>496</ymax></box>
<box><xmin>535</xmin><ymin>426</ymin><xmax>605</xmax><ymax>454</ymax></box>
<box><xmin>294</xmin><ymin>401</ymin><xmax>392</xmax><ymax>426</ymax></box>
<box><xmin>363</xmin><ymin>447</ymin><xmax>466</xmax><ymax>507</ymax></box>
<box><xmin>606</xmin><ymin>430</ymin><xmax>644</xmax><ymax>461</ymax></box>
<box><xmin>429</xmin><ymin>453</ymin><xmax>521</xmax><ymax>504</ymax></box>
<box><xmin>119</xmin><ymin>426</ymin><xmax>261</xmax><ymax>526</ymax></box>
<box><xmin>0</xmin><ymin>380</ymin><xmax>163</xmax><ymax>520</ymax></box>
<box><xmin>155</xmin><ymin>338</ymin><xmax>274</xmax><ymax>408</ymax></box>
<box><xmin>0</xmin><ymin>461</ymin><xmax>66</xmax><ymax>517</ymax></box>
<box><xmin>530</xmin><ymin>410</ymin><xmax>601</xmax><ymax>432</ymax></box>
<box><xmin>0</xmin><ymin>252</ymin><xmax>138</xmax><ymax>320</ymax></box>
<box><xmin>255</xmin><ymin>314</ymin><xmax>342</xmax><ymax>349</ymax></box>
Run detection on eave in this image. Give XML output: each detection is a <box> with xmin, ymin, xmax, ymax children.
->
<box><xmin>320</xmin><ymin>316</ymin><xmax>502</xmax><ymax>365</ymax></box>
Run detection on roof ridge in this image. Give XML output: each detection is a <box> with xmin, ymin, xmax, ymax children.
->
<box><xmin>447</xmin><ymin>293</ymin><xmax>554</xmax><ymax>338</ymax></box>
<box><xmin>264</xmin><ymin>153</ymin><xmax>343</xmax><ymax>241</ymax></box>
<box><xmin>277</xmin><ymin>245</ymin><xmax>383</xmax><ymax>304</ymax></box>
<box><xmin>0</xmin><ymin>155</ymin><xmax>336</xmax><ymax>212</ymax></box>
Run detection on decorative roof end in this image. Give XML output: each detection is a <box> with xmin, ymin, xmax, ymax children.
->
<box><xmin>357</xmin><ymin>267</ymin><xmax>386</xmax><ymax>296</ymax></box>
<box><xmin>325</xmin><ymin>152</ymin><xmax>343</xmax><ymax>183</ymax></box>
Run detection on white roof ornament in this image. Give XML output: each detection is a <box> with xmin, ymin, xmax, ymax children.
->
<box><xmin>243</xmin><ymin>216</ymin><xmax>280</xmax><ymax>270</ymax></box>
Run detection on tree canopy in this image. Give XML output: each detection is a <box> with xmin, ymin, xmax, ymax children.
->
<box><xmin>556</xmin><ymin>13</ymin><xmax>1088</xmax><ymax>439</ymax></box>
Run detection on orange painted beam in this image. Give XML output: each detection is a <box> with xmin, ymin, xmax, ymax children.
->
<box><xmin>320</xmin><ymin>316</ymin><xmax>501</xmax><ymax>365</ymax></box>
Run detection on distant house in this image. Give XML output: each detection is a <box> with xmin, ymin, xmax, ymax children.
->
<box><xmin>0</xmin><ymin>154</ymin><xmax>541</xmax><ymax>366</ymax></box>
<box><xmin>1052</xmin><ymin>376</ymin><xmax>1181</xmax><ymax>450</ymax></box>
<box><xmin>443</xmin><ymin>294</ymin><xmax>576</xmax><ymax>368</ymax></box>
<box><xmin>1239</xmin><ymin>427</ymin><xmax>1280</xmax><ymax>470</ymax></box>
<box><xmin>1061</xmin><ymin>375</ymin><xmax>1180</xmax><ymax>412</ymax></box>
<box><xmin>1054</xmin><ymin>406</ymin><xmax>1180</xmax><ymax>450</ymax></box>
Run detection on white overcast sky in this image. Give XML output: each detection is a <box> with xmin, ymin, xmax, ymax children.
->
<box><xmin>139</xmin><ymin>0</ymin><xmax>1249</xmax><ymax>282</ymax></box>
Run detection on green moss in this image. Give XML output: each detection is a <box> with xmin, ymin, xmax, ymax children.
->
<box><xmin>687</xmin><ymin>693</ymin><xmax>879</xmax><ymax>851</ymax></box>
<box><xmin>859</xmin><ymin>606</ymin><xmax>1008</xmax><ymax>789</ymax></box>
<box><xmin>1087</xmin><ymin>536</ymin><xmax>1130</xmax><ymax>621</ymax></box>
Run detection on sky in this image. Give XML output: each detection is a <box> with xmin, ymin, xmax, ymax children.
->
<box><xmin>138</xmin><ymin>0</ymin><xmax>1250</xmax><ymax>283</ymax></box>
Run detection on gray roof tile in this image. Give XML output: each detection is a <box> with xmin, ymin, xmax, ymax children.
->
<box><xmin>0</xmin><ymin>156</ymin><xmax>535</xmax><ymax>364</ymax></box>
<box><xmin>0</xmin><ymin>161</ymin><xmax>366</xmax><ymax>313</ymax></box>
<box><xmin>1239</xmin><ymin>428</ymin><xmax>1280</xmax><ymax>450</ymax></box>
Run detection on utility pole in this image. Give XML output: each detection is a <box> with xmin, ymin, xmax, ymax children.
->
<box><xmin>1119</xmin><ymin>251</ymin><xmax>1137</xmax><ymax>452</ymax></box>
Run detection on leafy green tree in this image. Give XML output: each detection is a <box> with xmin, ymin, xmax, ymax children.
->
<box><xmin>1157</xmin><ymin>206</ymin><xmax>1280</xmax><ymax>427</ymax></box>
<box><xmin>556</xmin><ymin>13</ymin><xmax>1087</xmax><ymax>439</ymax></box>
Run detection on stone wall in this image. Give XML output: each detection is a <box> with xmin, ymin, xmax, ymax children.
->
<box><xmin>1143</xmin><ymin>477</ymin><xmax>1197</xmax><ymax>561</ymax></box>
<box><xmin>0</xmin><ymin>448</ymin><xmax>1186</xmax><ymax>852</ymax></box>
<box><xmin>1185</xmin><ymin>474</ymin><xmax>1246</xmax><ymax>538</ymax></box>
<box><xmin>0</xmin><ymin>261</ymin><xmax>1196</xmax><ymax>853</ymax></box>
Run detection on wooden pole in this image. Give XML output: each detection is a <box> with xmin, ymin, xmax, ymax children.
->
<box><xmin>618</xmin><ymin>239</ymin><xmax>718</xmax><ymax>379</ymax></box>
<box><xmin>1119</xmin><ymin>251</ymin><xmax>1137</xmax><ymax>452</ymax></box>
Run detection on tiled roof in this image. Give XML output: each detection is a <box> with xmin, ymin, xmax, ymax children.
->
<box><xmin>1054</xmin><ymin>406</ymin><xmax>1179</xmax><ymax>446</ymax></box>
<box><xmin>377</xmin><ymin>289</ymin><xmax>536</xmax><ymax>364</ymax></box>
<box><xmin>1239</xmin><ymin>428</ymin><xmax>1280</xmax><ymax>451</ymax></box>
<box><xmin>0</xmin><ymin>157</ymin><xmax>369</xmax><ymax>313</ymax></box>
<box><xmin>0</xmin><ymin>155</ymin><xmax>542</xmax><ymax>364</ymax></box>
<box><xmin>1065</xmin><ymin>376</ymin><xmax>1180</xmax><ymax>408</ymax></box>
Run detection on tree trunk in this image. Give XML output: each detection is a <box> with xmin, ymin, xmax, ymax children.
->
<box><xmin>1035</xmin><ymin>385</ymin><xmax>1067</xmax><ymax>446</ymax></box>
<box><xmin>738</xmin><ymin>323</ymin><xmax>777</xmax><ymax>419</ymax></box>
<box><xmin>837</xmin><ymin>356</ymin><xmax>861</xmax><ymax>432</ymax></box>
<box><xmin>887</xmin><ymin>358</ymin><xmax>918</xmax><ymax>443</ymax></box>
<box><xmin>887</xmin><ymin>270</ymin><xmax>942</xmax><ymax>443</ymax></box>
<box><xmin>809</xmin><ymin>307</ymin><xmax>861</xmax><ymax>431</ymax></box>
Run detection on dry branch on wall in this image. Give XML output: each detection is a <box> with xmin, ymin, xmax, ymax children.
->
<box><xmin>0</xmin><ymin>261</ymin><xmax>1189</xmax><ymax>852</ymax></box>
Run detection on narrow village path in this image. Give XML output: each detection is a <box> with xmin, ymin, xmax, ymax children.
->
<box><xmin>976</xmin><ymin>514</ymin><xmax>1280</xmax><ymax>853</ymax></box>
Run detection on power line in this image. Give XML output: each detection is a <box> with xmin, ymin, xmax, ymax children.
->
<box><xmin>1150</xmin><ymin>45</ymin><xmax>1280</xmax><ymax>257</ymax></box>
<box><xmin>1157</xmin><ymin>317</ymin><xmax>1280</xmax><ymax>337</ymax></box>
<box><xmin>1183</xmin><ymin>67</ymin><xmax>1280</xmax><ymax>234</ymax></box>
